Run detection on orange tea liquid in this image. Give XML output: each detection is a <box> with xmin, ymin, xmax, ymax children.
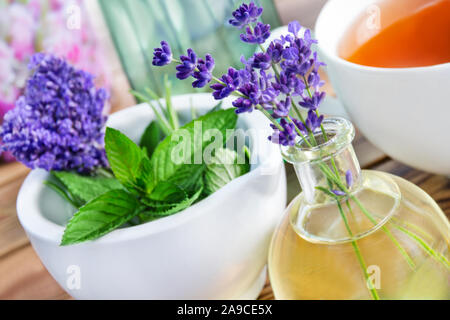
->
<box><xmin>339</xmin><ymin>0</ymin><xmax>450</xmax><ymax>68</ymax></box>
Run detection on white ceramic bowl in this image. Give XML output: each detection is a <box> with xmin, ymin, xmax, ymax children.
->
<box><xmin>17</xmin><ymin>93</ymin><xmax>287</xmax><ymax>299</ymax></box>
<box><xmin>316</xmin><ymin>0</ymin><xmax>450</xmax><ymax>175</ymax></box>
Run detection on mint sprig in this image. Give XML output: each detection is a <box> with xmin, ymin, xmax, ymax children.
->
<box><xmin>56</xmin><ymin>106</ymin><xmax>248</xmax><ymax>246</ymax></box>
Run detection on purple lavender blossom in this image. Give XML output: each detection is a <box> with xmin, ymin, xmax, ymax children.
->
<box><xmin>331</xmin><ymin>190</ymin><xmax>346</xmax><ymax>196</ymax></box>
<box><xmin>272</xmin><ymin>72</ymin><xmax>292</xmax><ymax>94</ymax></box>
<box><xmin>346</xmin><ymin>170</ymin><xmax>353</xmax><ymax>188</ymax></box>
<box><xmin>0</xmin><ymin>53</ymin><xmax>108</xmax><ymax>173</ymax></box>
<box><xmin>288</xmin><ymin>21</ymin><xmax>302</xmax><ymax>37</ymax></box>
<box><xmin>273</xmin><ymin>97</ymin><xmax>291</xmax><ymax>119</ymax></box>
<box><xmin>273</xmin><ymin>71</ymin><xmax>305</xmax><ymax>95</ymax></box>
<box><xmin>269</xmin><ymin>119</ymin><xmax>297</xmax><ymax>146</ymax></box>
<box><xmin>292</xmin><ymin>119</ymin><xmax>308</xmax><ymax>135</ymax></box>
<box><xmin>281</xmin><ymin>46</ymin><xmax>299</xmax><ymax>61</ymax></box>
<box><xmin>312</xmin><ymin>52</ymin><xmax>326</xmax><ymax>71</ymax></box>
<box><xmin>299</xmin><ymin>91</ymin><xmax>326</xmax><ymax>110</ymax></box>
<box><xmin>176</xmin><ymin>48</ymin><xmax>197</xmax><ymax>80</ymax></box>
<box><xmin>210</xmin><ymin>67</ymin><xmax>241</xmax><ymax>100</ymax></box>
<box><xmin>232</xmin><ymin>97</ymin><xmax>253</xmax><ymax>114</ymax></box>
<box><xmin>274</xmin><ymin>34</ymin><xmax>294</xmax><ymax>46</ymax></box>
<box><xmin>229</xmin><ymin>1</ymin><xmax>263</xmax><ymax>28</ymax></box>
<box><xmin>238</xmin><ymin>83</ymin><xmax>261</xmax><ymax>106</ymax></box>
<box><xmin>240</xmin><ymin>22</ymin><xmax>271</xmax><ymax>44</ymax></box>
<box><xmin>152</xmin><ymin>41</ymin><xmax>172</xmax><ymax>66</ymax></box>
<box><xmin>307</xmin><ymin>70</ymin><xmax>325</xmax><ymax>90</ymax></box>
<box><xmin>249</xmin><ymin>52</ymin><xmax>271</xmax><ymax>70</ymax></box>
<box><xmin>257</xmin><ymin>70</ymin><xmax>279</xmax><ymax>105</ymax></box>
<box><xmin>192</xmin><ymin>54</ymin><xmax>215</xmax><ymax>88</ymax></box>
<box><xmin>281</xmin><ymin>57</ymin><xmax>312</xmax><ymax>78</ymax></box>
<box><xmin>267</xmin><ymin>41</ymin><xmax>283</xmax><ymax>63</ymax></box>
<box><xmin>305</xmin><ymin>110</ymin><xmax>324</xmax><ymax>133</ymax></box>
<box><xmin>303</xmin><ymin>29</ymin><xmax>318</xmax><ymax>46</ymax></box>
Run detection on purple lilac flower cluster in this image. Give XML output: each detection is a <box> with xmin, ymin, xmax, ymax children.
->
<box><xmin>0</xmin><ymin>53</ymin><xmax>109</xmax><ymax>173</ymax></box>
<box><xmin>152</xmin><ymin>1</ymin><xmax>327</xmax><ymax>147</ymax></box>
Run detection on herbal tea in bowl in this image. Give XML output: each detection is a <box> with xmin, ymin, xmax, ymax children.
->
<box><xmin>5</xmin><ymin>55</ymin><xmax>286</xmax><ymax>299</ymax></box>
<box><xmin>315</xmin><ymin>0</ymin><xmax>450</xmax><ymax>175</ymax></box>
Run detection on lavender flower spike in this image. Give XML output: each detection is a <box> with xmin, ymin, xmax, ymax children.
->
<box><xmin>229</xmin><ymin>1</ymin><xmax>263</xmax><ymax>28</ymax></box>
<box><xmin>192</xmin><ymin>54</ymin><xmax>215</xmax><ymax>88</ymax></box>
<box><xmin>346</xmin><ymin>170</ymin><xmax>353</xmax><ymax>188</ymax></box>
<box><xmin>267</xmin><ymin>41</ymin><xmax>283</xmax><ymax>63</ymax></box>
<box><xmin>152</xmin><ymin>41</ymin><xmax>172</xmax><ymax>66</ymax></box>
<box><xmin>331</xmin><ymin>190</ymin><xmax>346</xmax><ymax>197</ymax></box>
<box><xmin>299</xmin><ymin>91</ymin><xmax>326</xmax><ymax>110</ymax></box>
<box><xmin>232</xmin><ymin>97</ymin><xmax>253</xmax><ymax>114</ymax></box>
<box><xmin>176</xmin><ymin>48</ymin><xmax>197</xmax><ymax>80</ymax></box>
<box><xmin>249</xmin><ymin>52</ymin><xmax>271</xmax><ymax>70</ymax></box>
<box><xmin>210</xmin><ymin>67</ymin><xmax>241</xmax><ymax>100</ymax></box>
<box><xmin>269</xmin><ymin>119</ymin><xmax>297</xmax><ymax>146</ymax></box>
<box><xmin>305</xmin><ymin>110</ymin><xmax>324</xmax><ymax>133</ymax></box>
<box><xmin>288</xmin><ymin>21</ymin><xmax>302</xmax><ymax>37</ymax></box>
<box><xmin>273</xmin><ymin>97</ymin><xmax>291</xmax><ymax>119</ymax></box>
<box><xmin>240</xmin><ymin>22</ymin><xmax>271</xmax><ymax>44</ymax></box>
<box><xmin>0</xmin><ymin>54</ymin><xmax>108</xmax><ymax>173</ymax></box>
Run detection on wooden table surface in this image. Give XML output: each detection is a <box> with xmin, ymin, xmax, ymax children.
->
<box><xmin>1</xmin><ymin>0</ymin><xmax>449</xmax><ymax>301</ymax></box>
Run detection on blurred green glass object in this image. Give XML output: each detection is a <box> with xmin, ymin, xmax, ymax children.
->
<box><xmin>99</xmin><ymin>0</ymin><xmax>280</xmax><ymax>96</ymax></box>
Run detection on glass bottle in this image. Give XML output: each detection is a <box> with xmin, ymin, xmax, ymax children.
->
<box><xmin>268</xmin><ymin>117</ymin><xmax>450</xmax><ymax>300</ymax></box>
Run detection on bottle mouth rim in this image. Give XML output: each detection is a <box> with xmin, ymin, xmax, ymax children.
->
<box><xmin>280</xmin><ymin>116</ymin><xmax>355</xmax><ymax>164</ymax></box>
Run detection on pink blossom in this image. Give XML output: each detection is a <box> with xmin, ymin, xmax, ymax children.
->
<box><xmin>8</xmin><ymin>4</ymin><xmax>36</xmax><ymax>61</ymax></box>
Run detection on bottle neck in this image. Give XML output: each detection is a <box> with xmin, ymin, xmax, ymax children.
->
<box><xmin>294</xmin><ymin>143</ymin><xmax>362</xmax><ymax>204</ymax></box>
<box><xmin>281</xmin><ymin>117</ymin><xmax>360</xmax><ymax>205</ymax></box>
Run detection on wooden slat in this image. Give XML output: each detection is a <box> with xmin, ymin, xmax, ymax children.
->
<box><xmin>0</xmin><ymin>245</ymin><xmax>70</xmax><ymax>300</ymax></box>
<box><xmin>0</xmin><ymin>176</ymin><xmax>29</xmax><ymax>258</ymax></box>
<box><xmin>0</xmin><ymin>162</ymin><xmax>29</xmax><ymax>188</ymax></box>
<box><xmin>0</xmin><ymin>163</ymin><xmax>30</xmax><ymax>258</ymax></box>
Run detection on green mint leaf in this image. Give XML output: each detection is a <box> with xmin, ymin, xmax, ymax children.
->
<box><xmin>203</xmin><ymin>148</ymin><xmax>250</xmax><ymax>196</ymax></box>
<box><xmin>105</xmin><ymin>127</ymin><xmax>155</xmax><ymax>195</ymax></box>
<box><xmin>165</xmin><ymin>163</ymin><xmax>205</xmax><ymax>195</ymax></box>
<box><xmin>61</xmin><ymin>189</ymin><xmax>141</xmax><ymax>245</ymax></box>
<box><xmin>147</xmin><ymin>181</ymin><xmax>187</xmax><ymax>202</ymax></box>
<box><xmin>140</xmin><ymin>121</ymin><xmax>165</xmax><ymax>158</ymax></box>
<box><xmin>52</xmin><ymin>171</ymin><xmax>123</xmax><ymax>204</ymax></box>
<box><xmin>140</xmin><ymin>185</ymin><xmax>203</xmax><ymax>222</ymax></box>
<box><xmin>151</xmin><ymin>109</ymin><xmax>237</xmax><ymax>187</ymax></box>
<box><xmin>44</xmin><ymin>179</ymin><xmax>82</xmax><ymax>208</ymax></box>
